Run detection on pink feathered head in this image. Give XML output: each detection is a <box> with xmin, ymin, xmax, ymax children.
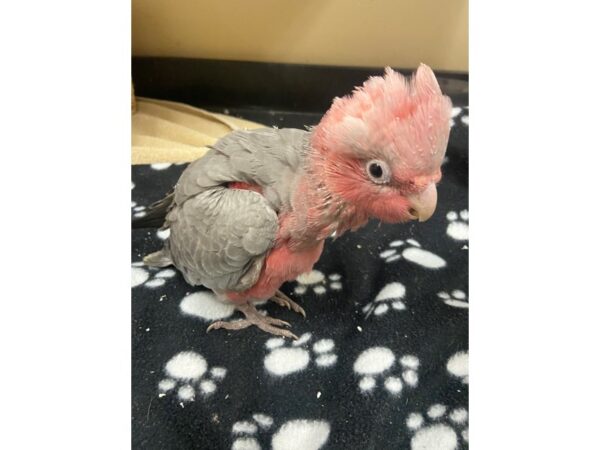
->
<box><xmin>311</xmin><ymin>65</ymin><xmax>452</xmax><ymax>223</ymax></box>
<box><xmin>312</xmin><ymin>64</ymin><xmax>452</xmax><ymax>175</ymax></box>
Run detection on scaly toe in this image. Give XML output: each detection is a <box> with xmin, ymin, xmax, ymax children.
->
<box><xmin>266</xmin><ymin>317</ymin><xmax>291</xmax><ymax>328</ymax></box>
<box><xmin>259</xmin><ymin>324</ymin><xmax>299</xmax><ymax>340</ymax></box>
<box><xmin>207</xmin><ymin>302</ymin><xmax>300</xmax><ymax>338</ymax></box>
<box><xmin>206</xmin><ymin>319</ymin><xmax>252</xmax><ymax>332</ymax></box>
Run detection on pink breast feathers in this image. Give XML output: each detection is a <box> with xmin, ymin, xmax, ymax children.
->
<box><xmin>225</xmin><ymin>238</ymin><xmax>324</xmax><ymax>303</ymax></box>
<box><xmin>225</xmin><ymin>182</ymin><xmax>325</xmax><ymax>303</ymax></box>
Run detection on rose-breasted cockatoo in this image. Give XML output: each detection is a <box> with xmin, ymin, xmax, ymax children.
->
<box><xmin>142</xmin><ymin>65</ymin><xmax>452</xmax><ymax>339</ymax></box>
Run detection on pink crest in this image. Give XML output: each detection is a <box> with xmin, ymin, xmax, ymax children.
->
<box><xmin>312</xmin><ymin>64</ymin><xmax>452</xmax><ymax>175</ymax></box>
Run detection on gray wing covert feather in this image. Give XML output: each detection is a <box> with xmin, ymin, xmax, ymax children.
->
<box><xmin>167</xmin><ymin>186</ymin><xmax>278</xmax><ymax>292</ymax></box>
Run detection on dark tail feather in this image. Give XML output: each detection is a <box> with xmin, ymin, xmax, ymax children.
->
<box><xmin>132</xmin><ymin>191</ymin><xmax>174</xmax><ymax>229</ymax></box>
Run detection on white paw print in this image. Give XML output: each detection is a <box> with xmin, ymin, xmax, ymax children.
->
<box><xmin>449</xmin><ymin>106</ymin><xmax>461</xmax><ymax>128</ymax></box>
<box><xmin>449</xmin><ymin>106</ymin><xmax>469</xmax><ymax>128</ymax></box>
<box><xmin>447</xmin><ymin>351</ymin><xmax>469</xmax><ymax>384</ymax></box>
<box><xmin>437</xmin><ymin>289</ymin><xmax>468</xmax><ymax>308</ymax></box>
<box><xmin>151</xmin><ymin>162</ymin><xmax>173</xmax><ymax>170</ymax></box>
<box><xmin>231</xmin><ymin>414</ymin><xmax>273</xmax><ymax>450</ymax></box>
<box><xmin>293</xmin><ymin>270</ymin><xmax>342</xmax><ymax>295</ymax></box>
<box><xmin>131</xmin><ymin>262</ymin><xmax>176</xmax><ymax>288</ymax></box>
<box><xmin>180</xmin><ymin>291</ymin><xmax>236</xmax><ymax>321</ymax></box>
<box><xmin>156</xmin><ymin>228</ymin><xmax>170</xmax><ymax>240</ymax></box>
<box><xmin>353</xmin><ymin>347</ymin><xmax>419</xmax><ymax>396</ymax></box>
<box><xmin>132</xmin><ymin>204</ymin><xmax>147</xmax><ymax>219</ymax></box>
<box><xmin>362</xmin><ymin>282</ymin><xmax>406</xmax><ymax>317</ymax></box>
<box><xmin>264</xmin><ymin>333</ymin><xmax>337</xmax><ymax>377</ymax></box>
<box><xmin>179</xmin><ymin>291</ymin><xmax>268</xmax><ymax>324</ymax></box>
<box><xmin>231</xmin><ymin>414</ymin><xmax>330</xmax><ymax>450</ymax></box>
<box><xmin>446</xmin><ymin>210</ymin><xmax>469</xmax><ymax>241</ymax></box>
<box><xmin>379</xmin><ymin>239</ymin><xmax>446</xmax><ymax>269</ymax></box>
<box><xmin>407</xmin><ymin>404</ymin><xmax>468</xmax><ymax>450</ymax></box>
<box><xmin>157</xmin><ymin>351</ymin><xmax>227</xmax><ymax>404</ymax></box>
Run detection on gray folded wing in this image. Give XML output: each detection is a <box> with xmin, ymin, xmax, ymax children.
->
<box><xmin>161</xmin><ymin>127</ymin><xmax>308</xmax><ymax>293</ymax></box>
<box><xmin>173</xmin><ymin>128</ymin><xmax>308</xmax><ymax>210</ymax></box>
<box><xmin>166</xmin><ymin>186</ymin><xmax>278</xmax><ymax>292</ymax></box>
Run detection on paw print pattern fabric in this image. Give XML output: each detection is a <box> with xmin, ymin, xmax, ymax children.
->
<box><xmin>132</xmin><ymin>101</ymin><xmax>468</xmax><ymax>449</ymax></box>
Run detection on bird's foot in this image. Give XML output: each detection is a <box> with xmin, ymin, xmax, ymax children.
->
<box><xmin>270</xmin><ymin>290</ymin><xmax>306</xmax><ymax>318</ymax></box>
<box><xmin>206</xmin><ymin>302</ymin><xmax>299</xmax><ymax>340</ymax></box>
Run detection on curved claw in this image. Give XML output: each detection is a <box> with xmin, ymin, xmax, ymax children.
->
<box><xmin>259</xmin><ymin>326</ymin><xmax>298</xmax><ymax>340</ymax></box>
<box><xmin>283</xmin><ymin>331</ymin><xmax>299</xmax><ymax>340</ymax></box>
<box><xmin>292</xmin><ymin>304</ymin><xmax>306</xmax><ymax>318</ymax></box>
<box><xmin>266</xmin><ymin>317</ymin><xmax>291</xmax><ymax>328</ymax></box>
<box><xmin>271</xmin><ymin>291</ymin><xmax>307</xmax><ymax>318</ymax></box>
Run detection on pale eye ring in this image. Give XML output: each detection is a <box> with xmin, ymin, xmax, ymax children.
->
<box><xmin>366</xmin><ymin>159</ymin><xmax>391</xmax><ymax>184</ymax></box>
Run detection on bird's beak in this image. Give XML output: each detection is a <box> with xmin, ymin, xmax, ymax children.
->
<box><xmin>407</xmin><ymin>183</ymin><xmax>437</xmax><ymax>222</ymax></box>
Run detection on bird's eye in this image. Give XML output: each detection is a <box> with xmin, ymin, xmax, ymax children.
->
<box><xmin>366</xmin><ymin>160</ymin><xmax>391</xmax><ymax>184</ymax></box>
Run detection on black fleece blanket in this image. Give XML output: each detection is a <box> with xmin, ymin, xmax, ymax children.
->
<box><xmin>132</xmin><ymin>103</ymin><xmax>468</xmax><ymax>450</ymax></box>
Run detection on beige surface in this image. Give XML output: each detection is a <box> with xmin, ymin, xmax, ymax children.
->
<box><xmin>132</xmin><ymin>0</ymin><xmax>468</xmax><ymax>72</ymax></box>
<box><xmin>132</xmin><ymin>97</ymin><xmax>265</xmax><ymax>164</ymax></box>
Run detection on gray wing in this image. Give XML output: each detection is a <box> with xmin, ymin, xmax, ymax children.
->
<box><xmin>157</xmin><ymin>127</ymin><xmax>308</xmax><ymax>292</ymax></box>
<box><xmin>173</xmin><ymin>128</ymin><xmax>308</xmax><ymax>211</ymax></box>
<box><xmin>165</xmin><ymin>186</ymin><xmax>278</xmax><ymax>292</ymax></box>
